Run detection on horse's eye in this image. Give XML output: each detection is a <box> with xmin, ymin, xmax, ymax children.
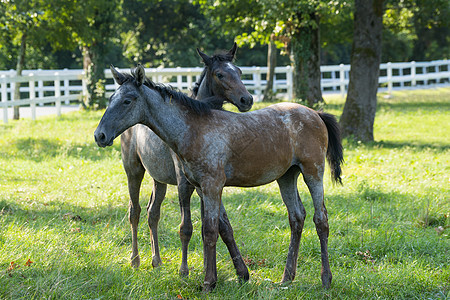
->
<box><xmin>124</xmin><ymin>99</ymin><xmax>132</xmax><ymax>105</ymax></box>
<box><xmin>216</xmin><ymin>73</ymin><xmax>224</xmax><ymax>79</ymax></box>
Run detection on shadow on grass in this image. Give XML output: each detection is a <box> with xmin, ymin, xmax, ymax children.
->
<box><xmin>374</xmin><ymin>140</ymin><xmax>449</xmax><ymax>151</ymax></box>
<box><xmin>2</xmin><ymin>137</ymin><xmax>121</xmax><ymax>162</ymax></box>
<box><xmin>343</xmin><ymin>139</ymin><xmax>449</xmax><ymax>152</ymax></box>
<box><xmin>3</xmin><ymin>178</ymin><xmax>446</xmax><ymax>236</ymax></box>
<box><xmin>377</xmin><ymin>100</ymin><xmax>450</xmax><ymax>111</ymax></box>
<box><xmin>0</xmin><ymin>196</ymin><xmax>127</xmax><ymax>225</ymax></box>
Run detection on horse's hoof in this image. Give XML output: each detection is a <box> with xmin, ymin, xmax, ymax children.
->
<box><xmin>280</xmin><ymin>273</ymin><xmax>294</xmax><ymax>284</ymax></box>
<box><xmin>131</xmin><ymin>255</ymin><xmax>140</xmax><ymax>268</ymax></box>
<box><xmin>321</xmin><ymin>271</ymin><xmax>332</xmax><ymax>289</ymax></box>
<box><xmin>237</xmin><ymin>267</ymin><xmax>250</xmax><ymax>283</ymax></box>
<box><xmin>280</xmin><ymin>279</ymin><xmax>292</xmax><ymax>286</ymax></box>
<box><xmin>203</xmin><ymin>281</ymin><xmax>216</xmax><ymax>293</ymax></box>
<box><xmin>152</xmin><ymin>257</ymin><xmax>162</xmax><ymax>268</ymax></box>
<box><xmin>179</xmin><ymin>266</ymin><xmax>189</xmax><ymax>277</ymax></box>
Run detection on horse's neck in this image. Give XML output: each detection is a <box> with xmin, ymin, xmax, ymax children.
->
<box><xmin>196</xmin><ymin>74</ymin><xmax>212</xmax><ymax>100</ymax></box>
<box><xmin>141</xmin><ymin>90</ymin><xmax>190</xmax><ymax>154</ymax></box>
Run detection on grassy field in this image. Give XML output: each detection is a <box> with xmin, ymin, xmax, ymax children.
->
<box><xmin>0</xmin><ymin>88</ymin><xmax>449</xmax><ymax>299</ymax></box>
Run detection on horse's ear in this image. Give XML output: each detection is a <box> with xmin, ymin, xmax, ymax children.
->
<box><xmin>110</xmin><ymin>65</ymin><xmax>126</xmax><ymax>85</ymax></box>
<box><xmin>135</xmin><ymin>64</ymin><xmax>145</xmax><ymax>86</ymax></box>
<box><xmin>197</xmin><ymin>48</ymin><xmax>212</xmax><ymax>66</ymax></box>
<box><xmin>228</xmin><ymin>42</ymin><xmax>238</xmax><ymax>58</ymax></box>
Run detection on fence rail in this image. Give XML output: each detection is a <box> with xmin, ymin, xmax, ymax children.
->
<box><xmin>1</xmin><ymin>60</ymin><xmax>449</xmax><ymax>123</ymax></box>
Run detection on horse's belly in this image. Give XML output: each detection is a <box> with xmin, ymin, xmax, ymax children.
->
<box><xmin>136</xmin><ymin>126</ymin><xmax>177</xmax><ymax>185</ymax></box>
<box><xmin>225</xmin><ymin>165</ymin><xmax>290</xmax><ymax>187</ymax></box>
<box><xmin>224</xmin><ymin>151</ymin><xmax>293</xmax><ymax>187</ymax></box>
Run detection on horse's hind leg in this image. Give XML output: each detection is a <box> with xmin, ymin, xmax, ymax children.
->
<box><xmin>125</xmin><ymin>163</ymin><xmax>145</xmax><ymax>268</ymax></box>
<box><xmin>147</xmin><ymin>179</ymin><xmax>167</xmax><ymax>268</ymax></box>
<box><xmin>177</xmin><ymin>176</ymin><xmax>195</xmax><ymax>276</ymax></box>
<box><xmin>302</xmin><ymin>165</ymin><xmax>332</xmax><ymax>289</ymax></box>
<box><xmin>277</xmin><ymin>166</ymin><xmax>306</xmax><ymax>283</ymax></box>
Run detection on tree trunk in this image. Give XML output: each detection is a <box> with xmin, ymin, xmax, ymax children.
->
<box><xmin>340</xmin><ymin>0</ymin><xmax>384</xmax><ymax>142</ymax></box>
<box><xmin>13</xmin><ymin>32</ymin><xmax>27</xmax><ymax>120</ymax></box>
<box><xmin>82</xmin><ymin>44</ymin><xmax>107</xmax><ymax>109</ymax></box>
<box><xmin>263</xmin><ymin>34</ymin><xmax>277</xmax><ymax>102</ymax></box>
<box><xmin>290</xmin><ymin>12</ymin><xmax>323</xmax><ymax>107</ymax></box>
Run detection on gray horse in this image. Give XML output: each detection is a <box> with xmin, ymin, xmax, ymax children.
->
<box><xmin>119</xmin><ymin>44</ymin><xmax>252</xmax><ymax>280</ymax></box>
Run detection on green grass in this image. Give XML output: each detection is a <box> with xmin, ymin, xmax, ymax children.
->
<box><xmin>1</xmin><ymin>88</ymin><xmax>449</xmax><ymax>299</ymax></box>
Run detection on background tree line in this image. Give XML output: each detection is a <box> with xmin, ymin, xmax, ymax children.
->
<box><xmin>0</xmin><ymin>0</ymin><xmax>448</xmax><ymax>140</ymax></box>
<box><xmin>1</xmin><ymin>0</ymin><xmax>447</xmax><ymax>70</ymax></box>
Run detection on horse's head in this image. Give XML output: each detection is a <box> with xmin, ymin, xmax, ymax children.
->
<box><xmin>94</xmin><ymin>65</ymin><xmax>147</xmax><ymax>147</ymax></box>
<box><xmin>197</xmin><ymin>43</ymin><xmax>253</xmax><ymax>112</ymax></box>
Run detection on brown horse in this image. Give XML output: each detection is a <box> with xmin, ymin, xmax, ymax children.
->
<box><xmin>95</xmin><ymin>65</ymin><xmax>343</xmax><ymax>291</ymax></box>
<box><xmin>119</xmin><ymin>43</ymin><xmax>251</xmax><ymax>279</ymax></box>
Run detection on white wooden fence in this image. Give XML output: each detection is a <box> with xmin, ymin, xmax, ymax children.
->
<box><xmin>1</xmin><ymin>60</ymin><xmax>449</xmax><ymax>123</ymax></box>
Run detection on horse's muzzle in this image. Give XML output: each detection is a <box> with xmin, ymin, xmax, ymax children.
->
<box><xmin>94</xmin><ymin>131</ymin><xmax>114</xmax><ymax>147</ymax></box>
<box><xmin>238</xmin><ymin>95</ymin><xmax>253</xmax><ymax>112</ymax></box>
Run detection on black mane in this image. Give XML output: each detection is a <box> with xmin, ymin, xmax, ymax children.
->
<box><xmin>124</xmin><ymin>69</ymin><xmax>213</xmax><ymax>115</ymax></box>
<box><xmin>192</xmin><ymin>52</ymin><xmax>234</xmax><ymax>98</ymax></box>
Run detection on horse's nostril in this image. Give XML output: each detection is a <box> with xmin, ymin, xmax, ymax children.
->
<box><xmin>97</xmin><ymin>132</ymin><xmax>106</xmax><ymax>142</ymax></box>
<box><xmin>241</xmin><ymin>96</ymin><xmax>253</xmax><ymax>105</ymax></box>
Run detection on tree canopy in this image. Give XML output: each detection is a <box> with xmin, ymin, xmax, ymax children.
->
<box><xmin>0</xmin><ymin>0</ymin><xmax>447</xmax><ymax>71</ymax></box>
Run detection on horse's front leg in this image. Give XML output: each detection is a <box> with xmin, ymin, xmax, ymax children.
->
<box><xmin>218</xmin><ymin>203</ymin><xmax>249</xmax><ymax>282</ymax></box>
<box><xmin>197</xmin><ymin>188</ymin><xmax>249</xmax><ymax>282</ymax></box>
<box><xmin>147</xmin><ymin>179</ymin><xmax>167</xmax><ymax>268</ymax></box>
<box><xmin>125</xmin><ymin>163</ymin><xmax>145</xmax><ymax>268</ymax></box>
<box><xmin>176</xmin><ymin>175</ymin><xmax>195</xmax><ymax>277</ymax></box>
<box><xmin>200</xmin><ymin>180</ymin><xmax>224</xmax><ymax>292</ymax></box>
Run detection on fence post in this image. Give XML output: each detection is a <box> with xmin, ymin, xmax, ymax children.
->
<box><xmin>339</xmin><ymin>64</ymin><xmax>346</xmax><ymax>98</ymax></box>
<box><xmin>29</xmin><ymin>74</ymin><xmax>36</xmax><ymax>121</ymax></box>
<box><xmin>399</xmin><ymin>66</ymin><xmax>404</xmax><ymax>87</ymax></box>
<box><xmin>81</xmin><ymin>70</ymin><xmax>87</xmax><ymax>105</ymax></box>
<box><xmin>286</xmin><ymin>66</ymin><xmax>293</xmax><ymax>101</ymax></box>
<box><xmin>387</xmin><ymin>62</ymin><xmax>393</xmax><ymax>95</ymax></box>
<box><xmin>1</xmin><ymin>75</ymin><xmax>7</xmax><ymax>123</ymax></box>
<box><xmin>273</xmin><ymin>74</ymin><xmax>277</xmax><ymax>93</ymax></box>
<box><xmin>187</xmin><ymin>69</ymin><xmax>193</xmax><ymax>92</ymax></box>
<box><xmin>176</xmin><ymin>67</ymin><xmax>182</xmax><ymax>90</ymax></box>
<box><xmin>254</xmin><ymin>67</ymin><xmax>262</xmax><ymax>101</ymax></box>
<box><xmin>38</xmin><ymin>69</ymin><xmax>44</xmax><ymax>106</ymax></box>
<box><xmin>63</xmin><ymin>68</ymin><xmax>70</xmax><ymax>104</ymax></box>
<box><xmin>330</xmin><ymin>69</ymin><xmax>336</xmax><ymax>91</ymax></box>
<box><xmin>447</xmin><ymin>61</ymin><xmax>450</xmax><ymax>83</ymax></box>
<box><xmin>54</xmin><ymin>73</ymin><xmax>61</xmax><ymax>117</ymax></box>
<box><xmin>411</xmin><ymin>61</ymin><xmax>416</xmax><ymax>87</ymax></box>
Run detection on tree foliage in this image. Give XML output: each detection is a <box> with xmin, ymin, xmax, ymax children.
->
<box><xmin>195</xmin><ymin>0</ymin><xmax>358</xmax><ymax>105</ymax></box>
<box><xmin>64</xmin><ymin>0</ymin><xmax>122</xmax><ymax>108</ymax></box>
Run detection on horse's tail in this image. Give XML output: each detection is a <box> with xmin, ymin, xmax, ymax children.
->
<box><xmin>318</xmin><ymin>112</ymin><xmax>344</xmax><ymax>185</ymax></box>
